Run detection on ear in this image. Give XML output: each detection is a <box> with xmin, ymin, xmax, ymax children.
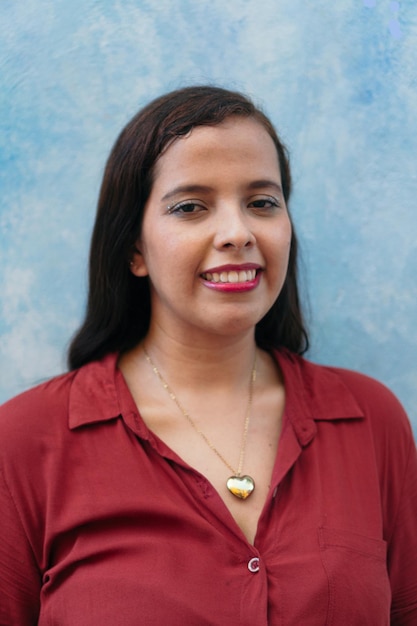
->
<box><xmin>129</xmin><ymin>245</ymin><xmax>148</xmax><ymax>277</ymax></box>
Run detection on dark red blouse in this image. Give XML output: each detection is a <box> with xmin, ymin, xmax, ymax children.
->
<box><xmin>0</xmin><ymin>351</ymin><xmax>416</xmax><ymax>625</ymax></box>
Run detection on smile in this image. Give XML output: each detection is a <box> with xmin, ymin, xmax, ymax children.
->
<box><xmin>201</xmin><ymin>269</ymin><xmax>257</xmax><ymax>284</ymax></box>
<box><xmin>200</xmin><ymin>266</ymin><xmax>261</xmax><ymax>293</ymax></box>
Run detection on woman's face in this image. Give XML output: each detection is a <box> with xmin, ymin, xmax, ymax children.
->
<box><xmin>131</xmin><ymin>116</ymin><xmax>292</xmax><ymax>343</ymax></box>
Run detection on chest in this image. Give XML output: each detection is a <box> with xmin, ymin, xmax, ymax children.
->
<box><xmin>138</xmin><ymin>391</ymin><xmax>284</xmax><ymax>545</ymax></box>
<box><xmin>37</xmin><ymin>416</ymin><xmax>390</xmax><ymax>625</ymax></box>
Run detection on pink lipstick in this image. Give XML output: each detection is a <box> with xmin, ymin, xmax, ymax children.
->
<box><xmin>200</xmin><ymin>264</ymin><xmax>262</xmax><ymax>293</ymax></box>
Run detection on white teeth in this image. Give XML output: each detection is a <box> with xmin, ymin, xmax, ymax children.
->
<box><xmin>203</xmin><ymin>269</ymin><xmax>257</xmax><ymax>283</ymax></box>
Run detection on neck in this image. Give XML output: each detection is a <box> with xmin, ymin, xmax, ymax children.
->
<box><xmin>137</xmin><ymin>324</ymin><xmax>258</xmax><ymax>392</ymax></box>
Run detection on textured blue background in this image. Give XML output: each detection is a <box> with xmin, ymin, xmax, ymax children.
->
<box><xmin>1</xmin><ymin>1</ymin><xmax>416</xmax><ymax>430</ymax></box>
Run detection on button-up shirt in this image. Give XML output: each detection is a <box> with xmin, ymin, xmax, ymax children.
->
<box><xmin>1</xmin><ymin>350</ymin><xmax>416</xmax><ymax>624</ymax></box>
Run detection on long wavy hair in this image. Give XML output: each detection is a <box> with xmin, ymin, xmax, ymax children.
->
<box><xmin>68</xmin><ymin>85</ymin><xmax>309</xmax><ymax>369</ymax></box>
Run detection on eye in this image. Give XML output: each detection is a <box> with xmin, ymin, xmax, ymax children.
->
<box><xmin>167</xmin><ymin>200</ymin><xmax>207</xmax><ymax>216</ymax></box>
<box><xmin>248</xmin><ymin>196</ymin><xmax>280</xmax><ymax>212</ymax></box>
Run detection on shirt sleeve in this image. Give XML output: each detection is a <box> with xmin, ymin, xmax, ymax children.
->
<box><xmin>333</xmin><ymin>366</ymin><xmax>417</xmax><ymax>624</ymax></box>
<box><xmin>0</xmin><ymin>469</ymin><xmax>41</xmax><ymax>624</ymax></box>
<box><xmin>388</xmin><ymin>431</ymin><xmax>417</xmax><ymax>625</ymax></box>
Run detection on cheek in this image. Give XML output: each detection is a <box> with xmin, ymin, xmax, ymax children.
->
<box><xmin>144</xmin><ymin>239</ymin><xmax>191</xmax><ymax>286</ymax></box>
<box><xmin>269</xmin><ymin>220</ymin><xmax>292</xmax><ymax>257</ymax></box>
<box><xmin>282</xmin><ymin>219</ymin><xmax>293</xmax><ymax>257</ymax></box>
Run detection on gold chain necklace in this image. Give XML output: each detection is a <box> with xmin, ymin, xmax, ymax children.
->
<box><xmin>143</xmin><ymin>347</ymin><xmax>256</xmax><ymax>500</ymax></box>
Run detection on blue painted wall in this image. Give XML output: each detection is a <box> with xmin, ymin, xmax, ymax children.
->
<box><xmin>1</xmin><ymin>1</ymin><xmax>416</xmax><ymax>430</ymax></box>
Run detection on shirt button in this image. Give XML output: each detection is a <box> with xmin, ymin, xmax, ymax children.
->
<box><xmin>247</xmin><ymin>557</ymin><xmax>260</xmax><ymax>573</ymax></box>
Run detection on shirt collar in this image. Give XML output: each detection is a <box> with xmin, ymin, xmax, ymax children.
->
<box><xmin>68</xmin><ymin>353</ymin><xmax>123</xmax><ymax>429</ymax></box>
<box><xmin>275</xmin><ymin>349</ymin><xmax>365</xmax><ymax>446</ymax></box>
<box><xmin>68</xmin><ymin>350</ymin><xmax>365</xmax><ymax>438</ymax></box>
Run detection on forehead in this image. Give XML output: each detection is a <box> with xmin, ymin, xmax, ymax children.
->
<box><xmin>152</xmin><ymin>117</ymin><xmax>281</xmax><ymax>183</ymax></box>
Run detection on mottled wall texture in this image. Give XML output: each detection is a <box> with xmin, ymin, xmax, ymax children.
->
<box><xmin>1</xmin><ymin>1</ymin><xmax>416</xmax><ymax>429</ymax></box>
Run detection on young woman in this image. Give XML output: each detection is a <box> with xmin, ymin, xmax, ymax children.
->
<box><xmin>1</xmin><ymin>86</ymin><xmax>416</xmax><ymax>625</ymax></box>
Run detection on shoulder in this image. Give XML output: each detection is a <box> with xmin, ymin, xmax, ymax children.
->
<box><xmin>323</xmin><ymin>365</ymin><xmax>415</xmax><ymax>470</ymax></box>
<box><xmin>276</xmin><ymin>349</ymin><xmax>413</xmax><ymax>443</ymax></box>
<box><xmin>0</xmin><ymin>353</ymin><xmax>120</xmax><ymax>458</ymax></box>
<box><xmin>321</xmin><ymin>363</ymin><xmax>410</xmax><ymax>435</ymax></box>
<box><xmin>0</xmin><ymin>371</ymin><xmax>77</xmax><ymax>430</ymax></box>
<box><xmin>321</xmin><ymin>362</ymin><xmax>406</xmax><ymax>416</ymax></box>
<box><xmin>0</xmin><ymin>351</ymin><xmax>120</xmax><ymax>422</ymax></box>
<box><xmin>0</xmin><ymin>371</ymin><xmax>78</xmax><ymax>463</ymax></box>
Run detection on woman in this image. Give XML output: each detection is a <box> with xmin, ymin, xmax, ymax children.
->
<box><xmin>1</xmin><ymin>86</ymin><xmax>416</xmax><ymax>625</ymax></box>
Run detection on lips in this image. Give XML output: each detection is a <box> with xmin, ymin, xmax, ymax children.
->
<box><xmin>201</xmin><ymin>269</ymin><xmax>257</xmax><ymax>284</ymax></box>
<box><xmin>200</xmin><ymin>264</ymin><xmax>262</xmax><ymax>291</ymax></box>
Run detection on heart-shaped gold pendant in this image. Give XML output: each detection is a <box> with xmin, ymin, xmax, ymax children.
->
<box><xmin>226</xmin><ymin>475</ymin><xmax>255</xmax><ymax>500</ymax></box>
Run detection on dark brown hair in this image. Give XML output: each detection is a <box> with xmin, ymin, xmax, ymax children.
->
<box><xmin>68</xmin><ymin>85</ymin><xmax>308</xmax><ymax>369</ymax></box>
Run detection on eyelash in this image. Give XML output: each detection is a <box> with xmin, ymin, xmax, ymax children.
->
<box><xmin>248</xmin><ymin>197</ymin><xmax>280</xmax><ymax>210</ymax></box>
<box><xmin>166</xmin><ymin>196</ymin><xmax>281</xmax><ymax>216</ymax></box>
<box><xmin>167</xmin><ymin>201</ymin><xmax>205</xmax><ymax>215</ymax></box>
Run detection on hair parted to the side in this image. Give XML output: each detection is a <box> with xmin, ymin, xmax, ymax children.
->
<box><xmin>68</xmin><ymin>85</ymin><xmax>309</xmax><ymax>370</ymax></box>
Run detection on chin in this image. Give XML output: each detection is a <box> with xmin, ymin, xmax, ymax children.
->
<box><xmin>208</xmin><ymin>315</ymin><xmax>263</xmax><ymax>337</ymax></box>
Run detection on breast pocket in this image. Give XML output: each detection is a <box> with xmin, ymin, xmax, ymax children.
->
<box><xmin>319</xmin><ymin>527</ymin><xmax>391</xmax><ymax>626</ymax></box>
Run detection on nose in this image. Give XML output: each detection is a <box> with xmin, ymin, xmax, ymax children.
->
<box><xmin>213</xmin><ymin>207</ymin><xmax>256</xmax><ymax>250</ymax></box>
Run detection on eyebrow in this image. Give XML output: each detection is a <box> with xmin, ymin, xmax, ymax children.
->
<box><xmin>161</xmin><ymin>185</ymin><xmax>214</xmax><ymax>202</ymax></box>
<box><xmin>246</xmin><ymin>180</ymin><xmax>283</xmax><ymax>194</ymax></box>
<box><xmin>161</xmin><ymin>180</ymin><xmax>283</xmax><ymax>202</ymax></box>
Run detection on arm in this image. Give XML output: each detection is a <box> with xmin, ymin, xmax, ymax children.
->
<box><xmin>0</xmin><ymin>470</ymin><xmax>41</xmax><ymax>625</ymax></box>
<box><xmin>332</xmin><ymin>366</ymin><xmax>417</xmax><ymax>624</ymax></box>
<box><xmin>388</xmin><ymin>434</ymin><xmax>417</xmax><ymax>625</ymax></box>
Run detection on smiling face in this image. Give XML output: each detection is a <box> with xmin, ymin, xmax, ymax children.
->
<box><xmin>130</xmin><ymin>116</ymin><xmax>292</xmax><ymax>344</ymax></box>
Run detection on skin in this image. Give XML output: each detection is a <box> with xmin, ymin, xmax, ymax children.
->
<box><xmin>120</xmin><ymin>117</ymin><xmax>290</xmax><ymax>544</ymax></box>
<box><xmin>130</xmin><ymin>116</ymin><xmax>292</xmax><ymax>345</ymax></box>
